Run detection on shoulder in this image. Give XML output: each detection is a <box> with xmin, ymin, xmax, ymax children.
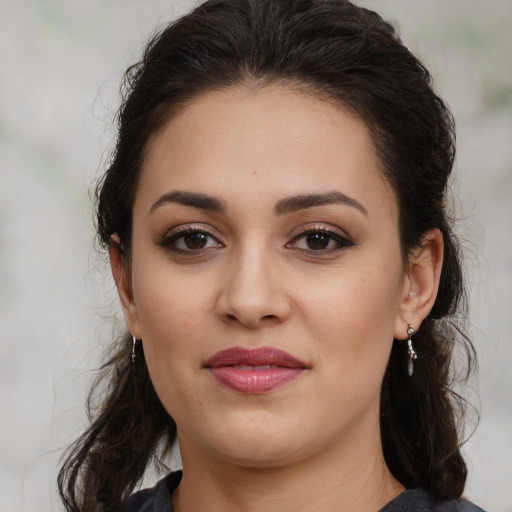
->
<box><xmin>380</xmin><ymin>488</ymin><xmax>487</xmax><ymax>512</ymax></box>
<box><xmin>119</xmin><ymin>471</ymin><xmax>182</xmax><ymax>512</ymax></box>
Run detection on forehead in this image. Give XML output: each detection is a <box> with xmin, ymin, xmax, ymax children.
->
<box><xmin>137</xmin><ymin>85</ymin><xmax>397</xmax><ymax>220</ymax></box>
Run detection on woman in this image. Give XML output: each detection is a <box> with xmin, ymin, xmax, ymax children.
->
<box><xmin>59</xmin><ymin>0</ymin><xmax>484</xmax><ymax>511</ymax></box>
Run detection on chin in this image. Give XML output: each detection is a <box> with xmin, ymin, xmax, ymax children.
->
<box><xmin>213</xmin><ymin>437</ymin><xmax>308</xmax><ymax>469</ymax></box>
<box><xmin>179</xmin><ymin>409</ymin><xmax>311</xmax><ymax>468</ymax></box>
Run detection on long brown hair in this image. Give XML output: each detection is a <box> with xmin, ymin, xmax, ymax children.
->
<box><xmin>59</xmin><ymin>1</ymin><xmax>476</xmax><ymax>510</ymax></box>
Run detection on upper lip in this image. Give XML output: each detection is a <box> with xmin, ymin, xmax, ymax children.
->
<box><xmin>205</xmin><ymin>347</ymin><xmax>308</xmax><ymax>369</ymax></box>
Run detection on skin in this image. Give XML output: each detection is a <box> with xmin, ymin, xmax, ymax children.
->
<box><xmin>111</xmin><ymin>85</ymin><xmax>443</xmax><ymax>512</ymax></box>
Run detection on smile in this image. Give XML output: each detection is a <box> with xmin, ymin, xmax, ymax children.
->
<box><xmin>205</xmin><ymin>347</ymin><xmax>308</xmax><ymax>394</ymax></box>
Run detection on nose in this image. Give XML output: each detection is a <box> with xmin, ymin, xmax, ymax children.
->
<box><xmin>216</xmin><ymin>246</ymin><xmax>292</xmax><ymax>329</ymax></box>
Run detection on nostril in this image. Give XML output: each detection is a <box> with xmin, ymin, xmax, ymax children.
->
<box><xmin>223</xmin><ymin>313</ymin><xmax>277</xmax><ymax>325</ymax></box>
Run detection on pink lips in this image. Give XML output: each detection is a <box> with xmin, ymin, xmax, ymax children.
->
<box><xmin>205</xmin><ymin>347</ymin><xmax>308</xmax><ymax>394</ymax></box>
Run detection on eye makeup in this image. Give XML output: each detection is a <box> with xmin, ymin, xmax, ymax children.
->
<box><xmin>286</xmin><ymin>224</ymin><xmax>355</xmax><ymax>255</ymax></box>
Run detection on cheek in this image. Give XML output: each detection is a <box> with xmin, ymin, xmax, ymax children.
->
<box><xmin>131</xmin><ymin>267</ymin><xmax>215</xmax><ymax>397</ymax></box>
<box><xmin>305</xmin><ymin>260</ymin><xmax>403</xmax><ymax>383</ymax></box>
<box><xmin>134</xmin><ymin>261</ymin><xmax>212</xmax><ymax>340</ymax></box>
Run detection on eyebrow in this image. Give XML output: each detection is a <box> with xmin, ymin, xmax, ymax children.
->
<box><xmin>150</xmin><ymin>190</ymin><xmax>226</xmax><ymax>214</ymax></box>
<box><xmin>274</xmin><ymin>191</ymin><xmax>368</xmax><ymax>216</ymax></box>
<box><xmin>149</xmin><ymin>189</ymin><xmax>367</xmax><ymax>217</ymax></box>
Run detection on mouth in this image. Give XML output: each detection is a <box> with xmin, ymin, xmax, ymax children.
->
<box><xmin>204</xmin><ymin>347</ymin><xmax>308</xmax><ymax>394</ymax></box>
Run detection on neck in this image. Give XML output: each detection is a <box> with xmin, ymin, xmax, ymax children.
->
<box><xmin>173</xmin><ymin>421</ymin><xmax>404</xmax><ymax>512</ymax></box>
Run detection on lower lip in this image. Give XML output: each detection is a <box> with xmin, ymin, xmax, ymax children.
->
<box><xmin>209</xmin><ymin>367</ymin><xmax>305</xmax><ymax>394</ymax></box>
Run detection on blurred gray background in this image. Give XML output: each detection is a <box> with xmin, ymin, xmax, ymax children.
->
<box><xmin>0</xmin><ymin>1</ymin><xmax>511</xmax><ymax>511</ymax></box>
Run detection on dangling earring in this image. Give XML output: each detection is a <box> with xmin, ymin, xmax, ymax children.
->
<box><xmin>131</xmin><ymin>336</ymin><xmax>137</xmax><ymax>364</ymax></box>
<box><xmin>406</xmin><ymin>324</ymin><xmax>418</xmax><ymax>376</ymax></box>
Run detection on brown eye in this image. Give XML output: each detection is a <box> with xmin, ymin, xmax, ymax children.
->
<box><xmin>286</xmin><ymin>228</ymin><xmax>354</xmax><ymax>253</ymax></box>
<box><xmin>159</xmin><ymin>228</ymin><xmax>223</xmax><ymax>253</ymax></box>
<box><xmin>183</xmin><ymin>232</ymin><xmax>208</xmax><ymax>249</ymax></box>
<box><xmin>306</xmin><ymin>232</ymin><xmax>331</xmax><ymax>250</ymax></box>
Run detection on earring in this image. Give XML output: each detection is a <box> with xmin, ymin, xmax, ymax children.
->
<box><xmin>131</xmin><ymin>336</ymin><xmax>137</xmax><ymax>364</ymax></box>
<box><xmin>406</xmin><ymin>324</ymin><xmax>418</xmax><ymax>376</ymax></box>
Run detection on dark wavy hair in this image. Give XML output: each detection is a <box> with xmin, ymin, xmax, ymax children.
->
<box><xmin>58</xmin><ymin>1</ymin><xmax>476</xmax><ymax>510</ymax></box>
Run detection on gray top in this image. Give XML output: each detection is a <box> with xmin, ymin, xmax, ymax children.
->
<box><xmin>120</xmin><ymin>471</ymin><xmax>486</xmax><ymax>512</ymax></box>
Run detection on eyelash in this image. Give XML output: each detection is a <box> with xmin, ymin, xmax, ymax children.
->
<box><xmin>158</xmin><ymin>225</ymin><xmax>354</xmax><ymax>255</ymax></box>
<box><xmin>158</xmin><ymin>226</ymin><xmax>223</xmax><ymax>254</ymax></box>
<box><xmin>286</xmin><ymin>227</ymin><xmax>354</xmax><ymax>254</ymax></box>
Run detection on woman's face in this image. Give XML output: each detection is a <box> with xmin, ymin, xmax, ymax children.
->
<box><xmin>117</xmin><ymin>85</ymin><xmax>415</xmax><ymax>468</ymax></box>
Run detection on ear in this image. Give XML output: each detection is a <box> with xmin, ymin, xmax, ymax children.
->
<box><xmin>109</xmin><ymin>235</ymin><xmax>142</xmax><ymax>339</ymax></box>
<box><xmin>394</xmin><ymin>229</ymin><xmax>444</xmax><ymax>339</ymax></box>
